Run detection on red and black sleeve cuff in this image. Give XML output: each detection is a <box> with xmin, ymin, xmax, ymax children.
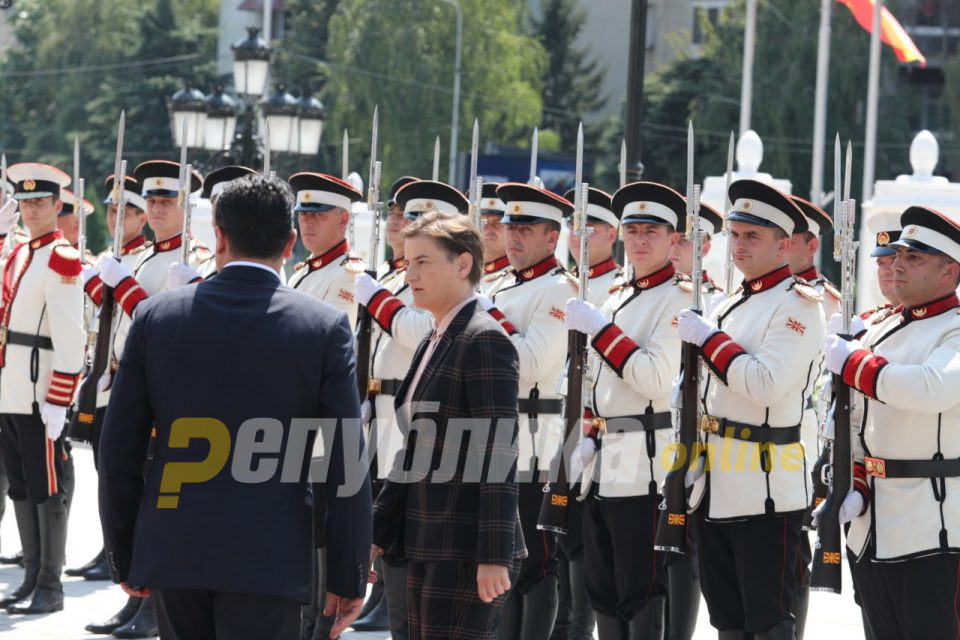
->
<box><xmin>114</xmin><ymin>276</ymin><xmax>149</xmax><ymax>317</ymax></box>
<box><xmin>853</xmin><ymin>461</ymin><xmax>870</xmax><ymax>513</ymax></box>
<box><xmin>84</xmin><ymin>274</ymin><xmax>104</xmax><ymax>307</ymax></box>
<box><xmin>841</xmin><ymin>349</ymin><xmax>888</xmax><ymax>400</ymax></box>
<box><xmin>699</xmin><ymin>331</ymin><xmax>747</xmax><ymax>384</ymax></box>
<box><xmin>366</xmin><ymin>288</ymin><xmax>405</xmax><ymax>335</ymax></box>
<box><xmin>583</xmin><ymin>408</ymin><xmax>600</xmax><ymax>441</ymax></box>
<box><xmin>487</xmin><ymin>307</ymin><xmax>518</xmax><ymax>336</ymax></box>
<box><xmin>46</xmin><ymin>370</ymin><xmax>80</xmax><ymax>406</ymax></box>
<box><xmin>591</xmin><ymin>322</ymin><xmax>640</xmax><ymax>377</ymax></box>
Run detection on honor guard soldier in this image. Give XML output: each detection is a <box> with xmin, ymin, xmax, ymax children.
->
<box><xmin>57</xmin><ymin>189</ymin><xmax>95</xmax><ymax>258</ymax></box>
<box><xmin>349</xmin><ymin>174</ymin><xmax>417</xmax><ymax>634</ymax></box>
<box><xmin>677</xmin><ymin>179</ymin><xmax>825</xmax><ymax>639</ymax></box>
<box><xmin>788</xmin><ymin>195</ymin><xmax>840</xmax><ymax>320</ymax></box>
<box><xmin>824</xmin><ymin>207</ymin><xmax>960</xmax><ymax>639</ymax></box>
<box><xmin>198</xmin><ymin>166</ymin><xmax>258</xmax><ymax>281</ymax></box>
<box><xmin>354</xmin><ymin>179</ymin><xmax>466</xmax><ymax>639</ymax></box>
<box><xmin>478</xmin><ymin>182</ymin><xmax>511</xmax><ymax>296</ymax></box>
<box><xmin>669</xmin><ymin>201</ymin><xmax>726</xmax><ymax>315</ymax></box>
<box><xmin>287</xmin><ymin>172</ymin><xmax>366</xmax><ymax>325</ymax></box>
<box><xmin>861</xmin><ymin>210</ymin><xmax>903</xmax><ymax>322</ymax></box>
<box><xmin>564</xmin><ymin>181</ymin><xmax>690</xmax><ymax>639</ymax></box>
<box><xmin>563</xmin><ymin>186</ymin><xmax>624</xmax><ymax>306</ymax></box>
<box><xmin>0</xmin><ymin>163</ymin><xmax>85</xmax><ymax>614</ymax></box>
<box><xmin>475</xmin><ymin>182</ymin><xmax>575</xmax><ymax>640</ymax></box>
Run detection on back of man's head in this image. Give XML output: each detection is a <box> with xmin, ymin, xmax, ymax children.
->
<box><xmin>215</xmin><ymin>175</ymin><xmax>293</xmax><ymax>260</ymax></box>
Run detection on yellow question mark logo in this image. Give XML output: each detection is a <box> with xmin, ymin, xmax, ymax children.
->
<box><xmin>157</xmin><ymin>418</ymin><xmax>231</xmax><ymax>509</ymax></box>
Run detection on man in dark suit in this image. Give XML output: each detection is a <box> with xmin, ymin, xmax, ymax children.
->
<box><xmin>372</xmin><ymin>210</ymin><xmax>527</xmax><ymax>639</ymax></box>
<box><xmin>98</xmin><ymin>175</ymin><xmax>372</xmax><ymax>640</ymax></box>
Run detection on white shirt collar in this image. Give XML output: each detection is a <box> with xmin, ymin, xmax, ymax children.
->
<box><xmin>223</xmin><ymin>260</ymin><xmax>281</xmax><ymax>280</ymax></box>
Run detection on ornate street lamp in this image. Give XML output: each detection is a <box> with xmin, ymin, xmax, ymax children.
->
<box><xmin>168</xmin><ymin>85</ymin><xmax>207</xmax><ymax>149</ymax></box>
<box><xmin>231</xmin><ymin>27</ymin><xmax>271</xmax><ymax>98</ymax></box>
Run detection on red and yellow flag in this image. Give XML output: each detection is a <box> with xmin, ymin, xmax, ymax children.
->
<box><xmin>838</xmin><ymin>0</ymin><xmax>927</xmax><ymax>67</ymax></box>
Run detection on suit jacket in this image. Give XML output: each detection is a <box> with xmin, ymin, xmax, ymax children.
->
<box><xmin>373</xmin><ymin>299</ymin><xmax>527</xmax><ymax>566</ymax></box>
<box><xmin>98</xmin><ymin>264</ymin><xmax>371</xmax><ymax>603</ymax></box>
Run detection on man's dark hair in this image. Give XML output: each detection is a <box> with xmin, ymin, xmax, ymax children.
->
<box><xmin>215</xmin><ymin>175</ymin><xmax>293</xmax><ymax>259</ymax></box>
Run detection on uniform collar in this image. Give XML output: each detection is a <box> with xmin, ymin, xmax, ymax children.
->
<box><xmin>28</xmin><ymin>230</ymin><xmax>62</xmax><ymax>251</ymax></box>
<box><xmin>512</xmin><ymin>255</ymin><xmax>560</xmax><ymax>283</ymax></box>
<box><xmin>794</xmin><ymin>265</ymin><xmax>819</xmax><ymax>282</ymax></box>
<box><xmin>903</xmin><ymin>293</ymin><xmax>960</xmax><ymax>322</ymax></box>
<box><xmin>483</xmin><ymin>255</ymin><xmax>510</xmax><ymax>274</ymax></box>
<box><xmin>307</xmin><ymin>239</ymin><xmax>349</xmax><ymax>271</ymax></box>
<box><xmin>742</xmin><ymin>265</ymin><xmax>792</xmax><ymax>295</ymax></box>
<box><xmin>631</xmin><ymin>262</ymin><xmax>675</xmax><ymax>291</ymax></box>
<box><xmin>582</xmin><ymin>257</ymin><xmax>619</xmax><ymax>279</ymax></box>
<box><xmin>701</xmin><ymin>270</ymin><xmax>712</xmax><ymax>284</ymax></box>
<box><xmin>122</xmin><ymin>234</ymin><xmax>147</xmax><ymax>256</ymax></box>
<box><xmin>388</xmin><ymin>256</ymin><xmax>406</xmax><ymax>272</ymax></box>
<box><xmin>154</xmin><ymin>233</ymin><xmax>183</xmax><ymax>253</ymax></box>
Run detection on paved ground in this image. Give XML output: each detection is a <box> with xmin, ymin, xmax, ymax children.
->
<box><xmin>0</xmin><ymin>445</ymin><xmax>865</xmax><ymax>638</ymax></box>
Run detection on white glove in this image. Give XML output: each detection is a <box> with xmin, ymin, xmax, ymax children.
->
<box><xmin>361</xmin><ymin>399</ymin><xmax>372</xmax><ymax>425</ymax></box>
<box><xmin>685</xmin><ymin>451</ymin><xmax>706</xmax><ymax>488</ymax></box>
<box><xmin>811</xmin><ymin>490</ymin><xmax>864</xmax><ymax>527</ymax></box>
<box><xmin>569</xmin><ymin>438</ymin><xmax>597</xmax><ymax>482</ymax></box>
<box><xmin>40</xmin><ymin>402</ymin><xmax>68</xmax><ymax>440</ymax></box>
<box><xmin>824</xmin><ymin>335</ymin><xmax>862</xmax><ymax>375</ymax></box>
<box><xmin>0</xmin><ymin>199</ymin><xmax>20</xmax><ymax>235</ymax></box>
<box><xmin>564</xmin><ymin>298</ymin><xmax>607</xmax><ymax>335</ymax></box>
<box><xmin>476</xmin><ymin>295</ymin><xmax>495</xmax><ymax>312</ymax></box>
<box><xmin>96</xmin><ymin>255</ymin><xmax>132</xmax><ymax>288</ymax></box>
<box><xmin>677</xmin><ymin>309</ymin><xmax>718</xmax><ymax>347</ymax></box>
<box><xmin>827</xmin><ymin>311</ymin><xmax>866</xmax><ymax>336</ymax></box>
<box><xmin>355</xmin><ymin>273</ymin><xmax>382</xmax><ymax>306</ymax></box>
<box><xmin>82</xmin><ymin>264</ymin><xmax>97</xmax><ymax>286</ymax></box>
<box><xmin>166</xmin><ymin>262</ymin><xmax>201</xmax><ymax>289</ymax></box>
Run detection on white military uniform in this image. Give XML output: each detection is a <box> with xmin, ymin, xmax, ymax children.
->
<box><xmin>479</xmin><ymin>255</ymin><xmax>511</xmax><ymax>297</ymax></box>
<box><xmin>287</xmin><ymin>239</ymin><xmax>364</xmax><ymax>326</ymax></box>
<box><xmin>576</xmin><ymin>257</ymin><xmax>623</xmax><ymax>308</ymax></box>
<box><xmin>699</xmin><ymin>270</ymin><xmax>727</xmax><ymax>316</ymax></box>
<box><xmin>693</xmin><ymin>266</ymin><xmax>826</xmax><ymax>519</ymax></box>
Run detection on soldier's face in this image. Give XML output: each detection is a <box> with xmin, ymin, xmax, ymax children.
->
<box><xmin>787</xmin><ymin>232</ymin><xmax>818</xmax><ymax>273</ymax></box>
<box><xmin>729</xmin><ymin>221</ymin><xmax>790</xmax><ymax>280</ymax></box>
<box><xmin>18</xmin><ymin>196</ymin><xmax>61</xmax><ymax>235</ymax></box>
<box><xmin>404</xmin><ymin>234</ymin><xmax>473</xmax><ymax>318</ymax></box>
<box><xmin>875</xmin><ymin>254</ymin><xmax>899</xmax><ymax>304</ymax></box>
<box><xmin>107</xmin><ymin>204</ymin><xmax>147</xmax><ymax>244</ymax></box>
<box><xmin>480</xmin><ymin>214</ymin><xmax>506</xmax><ymax>260</ymax></box>
<box><xmin>891</xmin><ymin>248</ymin><xmax>960</xmax><ymax>308</ymax></box>
<box><xmin>145</xmin><ymin>196</ymin><xmax>183</xmax><ymax>240</ymax></box>
<box><xmin>622</xmin><ymin>223</ymin><xmax>671</xmax><ymax>276</ymax></box>
<box><xmin>299</xmin><ymin>208</ymin><xmax>348</xmax><ymax>256</ymax></box>
<box><xmin>506</xmin><ymin>223</ymin><xmax>558</xmax><ymax>271</ymax></box>
<box><xmin>385</xmin><ymin>205</ymin><xmax>408</xmax><ymax>250</ymax></box>
<box><xmin>57</xmin><ymin>212</ymin><xmax>80</xmax><ymax>245</ymax></box>
<box><xmin>668</xmin><ymin>232</ymin><xmax>712</xmax><ymax>276</ymax></box>
<box><xmin>569</xmin><ymin>222</ymin><xmax>616</xmax><ymax>267</ymax></box>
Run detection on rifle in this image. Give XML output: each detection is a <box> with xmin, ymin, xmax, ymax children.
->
<box><xmin>811</xmin><ymin>143</ymin><xmax>857</xmax><ymax>594</ymax></box>
<box><xmin>721</xmin><ymin>131</ymin><xmax>736</xmax><ymax>294</ymax></box>
<box><xmin>177</xmin><ymin>120</ymin><xmax>194</xmax><ymax>265</ymax></box>
<box><xmin>655</xmin><ymin>121</ymin><xmax>703</xmax><ymax>554</ymax></box>
<box><xmin>69</xmin><ymin>113</ymin><xmax>126</xmax><ymax>442</ymax></box>
<box><xmin>538</xmin><ymin>123</ymin><xmax>587</xmax><ymax>534</ymax></box>
<box><xmin>356</xmin><ymin>107</ymin><xmax>381</xmax><ymax>404</ymax></box>
<box><xmin>344</xmin><ymin>129</ymin><xmax>356</xmax><ymax>249</ymax></box>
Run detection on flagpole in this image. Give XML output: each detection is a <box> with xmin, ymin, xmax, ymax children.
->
<box><xmin>862</xmin><ymin>0</ymin><xmax>883</xmax><ymax>202</ymax></box>
<box><xmin>739</xmin><ymin>0</ymin><xmax>757</xmax><ymax>135</ymax></box>
<box><xmin>810</xmin><ymin>0</ymin><xmax>832</xmax><ymax>207</ymax></box>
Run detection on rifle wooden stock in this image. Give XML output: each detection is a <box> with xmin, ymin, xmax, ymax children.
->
<box><xmin>810</xmin><ymin>369</ymin><xmax>852</xmax><ymax>593</ymax></box>
<box><xmin>68</xmin><ymin>287</ymin><xmax>116</xmax><ymax>442</ymax></box>
<box><xmin>538</xmin><ymin>328</ymin><xmax>587</xmax><ymax>534</ymax></box>
<box><xmin>654</xmin><ymin>329</ymin><xmax>700</xmax><ymax>553</ymax></box>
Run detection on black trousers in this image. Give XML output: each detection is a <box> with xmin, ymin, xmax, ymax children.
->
<box><xmin>406</xmin><ymin>558</ymin><xmax>521</xmax><ymax>640</ymax></box>
<box><xmin>153</xmin><ymin>588</ymin><xmax>301</xmax><ymax>640</ymax></box>
<box><xmin>692</xmin><ymin>510</ymin><xmax>803</xmax><ymax>633</ymax></box>
<box><xmin>0</xmin><ymin>413</ymin><xmax>65</xmax><ymax>503</ymax></box>
<box><xmin>851</xmin><ymin>544</ymin><xmax>960</xmax><ymax>639</ymax></box>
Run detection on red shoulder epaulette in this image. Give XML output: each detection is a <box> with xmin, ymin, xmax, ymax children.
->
<box><xmin>49</xmin><ymin>245</ymin><xmax>82</xmax><ymax>278</ymax></box>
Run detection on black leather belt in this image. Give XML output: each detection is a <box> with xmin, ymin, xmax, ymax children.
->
<box><xmin>699</xmin><ymin>415</ymin><xmax>801</xmax><ymax>446</ymax></box>
<box><xmin>594</xmin><ymin>412</ymin><xmax>672</xmax><ymax>434</ymax></box>
<box><xmin>1</xmin><ymin>330</ymin><xmax>53</xmax><ymax>350</ymax></box>
<box><xmin>367</xmin><ymin>378</ymin><xmax>403</xmax><ymax>396</ymax></box>
<box><xmin>865</xmin><ymin>456</ymin><xmax>960</xmax><ymax>479</ymax></box>
<box><xmin>518</xmin><ymin>398</ymin><xmax>563</xmax><ymax>415</ymax></box>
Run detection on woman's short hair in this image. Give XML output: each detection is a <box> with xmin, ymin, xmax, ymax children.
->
<box><xmin>401</xmin><ymin>211</ymin><xmax>483</xmax><ymax>286</ymax></box>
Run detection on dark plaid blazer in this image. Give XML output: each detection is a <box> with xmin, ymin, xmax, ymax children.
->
<box><xmin>373</xmin><ymin>299</ymin><xmax>527</xmax><ymax>566</ymax></box>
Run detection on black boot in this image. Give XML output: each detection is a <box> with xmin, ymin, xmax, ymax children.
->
<box><xmin>567</xmin><ymin>553</ymin><xmax>596</xmax><ymax>639</ymax></box>
<box><xmin>718</xmin><ymin>631</ymin><xmax>751</xmax><ymax>640</ymax></box>
<box><xmin>595</xmin><ymin>612</ymin><xmax>627</xmax><ymax>640</ymax></box>
<box><xmin>66</xmin><ymin>547</ymin><xmax>106</xmax><ymax>577</ymax></box>
<box><xmin>85</xmin><ymin>596</ymin><xmax>143</xmax><ymax>635</ymax></box>
<box><xmin>667</xmin><ymin>555</ymin><xmax>700</xmax><ymax>640</ymax></box>
<box><xmin>517</xmin><ymin>573</ymin><xmax>559</xmax><ymax>639</ymax></box>
<box><xmin>0</xmin><ymin>549</ymin><xmax>23</xmax><ymax>566</ymax></box>
<box><xmin>627</xmin><ymin>596</ymin><xmax>665</xmax><ymax>640</ymax></box>
<box><xmin>0</xmin><ymin>501</ymin><xmax>40</xmax><ymax>608</ymax></box>
<box><xmin>792</xmin><ymin>586</ymin><xmax>809</xmax><ymax>640</ymax></box>
<box><xmin>8</xmin><ymin>494</ymin><xmax>67</xmax><ymax>614</ymax></box>
<box><xmin>112</xmin><ymin>596</ymin><xmax>159</xmax><ymax>638</ymax></box>
<box><xmin>83</xmin><ymin>553</ymin><xmax>112</xmax><ymax>581</ymax></box>
<box><xmin>755</xmin><ymin>617</ymin><xmax>796</xmax><ymax>640</ymax></box>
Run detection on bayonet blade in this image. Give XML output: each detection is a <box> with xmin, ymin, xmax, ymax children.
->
<box><xmin>529</xmin><ymin>127</ymin><xmax>539</xmax><ymax>186</ymax></box>
<box><xmin>0</xmin><ymin>153</ymin><xmax>6</xmax><ymax>207</ymax></box>
<box><xmin>469</xmin><ymin>119</ymin><xmax>479</xmax><ymax>198</ymax></box>
<box><xmin>686</xmin><ymin>121</ymin><xmax>694</xmax><ymax>215</ymax></box>
<box><xmin>574</xmin><ymin>122</ymin><xmax>584</xmax><ymax>215</ymax></box>
<box><xmin>844</xmin><ymin>140</ymin><xmax>853</xmax><ymax>203</ymax></box>
<box><xmin>619</xmin><ymin>139</ymin><xmax>627</xmax><ymax>189</ymax></box>
<box><xmin>432</xmin><ymin>136</ymin><xmax>441</xmax><ymax>182</ymax></box>
<box><xmin>342</xmin><ymin>129</ymin><xmax>349</xmax><ymax>181</ymax></box>
<box><xmin>263</xmin><ymin>120</ymin><xmax>271</xmax><ymax>176</ymax></box>
<box><xmin>112</xmin><ymin>111</ymin><xmax>125</xmax><ymax>200</ymax></box>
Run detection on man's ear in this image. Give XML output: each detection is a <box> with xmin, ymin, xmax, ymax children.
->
<box><xmin>283</xmin><ymin>229</ymin><xmax>298</xmax><ymax>259</ymax></box>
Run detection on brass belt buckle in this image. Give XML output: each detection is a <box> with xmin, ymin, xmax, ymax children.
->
<box><xmin>864</xmin><ymin>456</ymin><xmax>887</xmax><ymax>478</ymax></box>
<box><xmin>699</xmin><ymin>414</ymin><xmax>720</xmax><ymax>434</ymax></box>
<box><xmin>368</xmin><ymin>378</ymin><xmax>382</xmax><ymax>394</ymax></box>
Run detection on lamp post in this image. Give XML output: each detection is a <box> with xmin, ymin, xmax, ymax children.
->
<box><xmin>441</xmin><ymin>0</ymin><xmax>462</xmax><ymax>185</ymax></box>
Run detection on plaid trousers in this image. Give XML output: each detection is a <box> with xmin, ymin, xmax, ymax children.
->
<box><xmin>406</xmin><ymin>558</ymin><xmax>522</xmax><ymax>639</ymax></box>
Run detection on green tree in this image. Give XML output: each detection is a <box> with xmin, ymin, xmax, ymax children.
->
<box><xmin>531</xmin><ymin>0</ymin><xmax>607</xmax><ymax>151</ymax></box>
